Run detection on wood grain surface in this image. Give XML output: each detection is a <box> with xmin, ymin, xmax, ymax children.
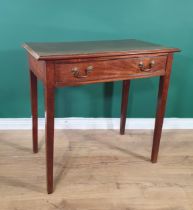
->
<box><xmin>0</xmin><ymin>130</ymin><xmax>193</xmax><ymax>209</ymax></box>
<box><xmin>54</xmin><ymin>55</ymin><xmax>167</xmax><ymax>86</ymax></box>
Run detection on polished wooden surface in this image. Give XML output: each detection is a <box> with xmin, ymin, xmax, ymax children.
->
<box><xmin>23</xmin><ymin>39</ymin><xmax>179</xmax><ymax>60</ymax></box>
<box><xmin>120</xmin><ymin>80</ymin><xmax>130</xmax><ymax>135</ymax></box>
<box><xmin>1</xmin><ymin>130</ymin><xmax>193</xmax><ymax>209</ymax></box>
<box><xmin>54</xmin><ymin>54</ymin><xmax>167</xmax><ymax>86</ymax></box>
<box><xmin>24</xmin><ymin>39</ymin><xmax>180</xmax><ymax>193</ymax></box>
<box><xmin>29</xmin><ymin>70</ymin><xmax>38</xmax><ymax>153</ymax></box>
<box><xmin>151</xmin><ymin>54</ymin><xmax>174</xmax><ymax>163</ymax></box>
<box><xmin>45</xmin><ymin>62</ymin><xmax>55</xmax><ymax>194</ymax></box>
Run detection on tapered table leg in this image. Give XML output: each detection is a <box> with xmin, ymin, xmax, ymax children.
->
<box><xmin>120</xmin><ymin>80</ymin><xmax>131</xmax><ymax>135</ymax></box>
<box><xmin>45</xmin><ymin>84</ymin><xmax>55</xmax><ymax>194</ymax></box>
<box><xmin>30</xmin><ymin>70</ymin><xmax>38</xmax><ymax>153</ymax></box>
<box><xmin>151</xmin><ymin>54</ymin><xmax>173</xmax><ymax>163</ymax></box>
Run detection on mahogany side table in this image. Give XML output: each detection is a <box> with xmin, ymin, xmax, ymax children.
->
<box><xmin>23</xmin><ymin>39</ymin><xmax>180</xmax><ymax>194</ymax></box>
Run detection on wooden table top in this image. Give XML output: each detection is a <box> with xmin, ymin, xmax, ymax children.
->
<box><xmin>23</xmin><ymin>39</ymin><xmax>180</xmax><ymax>60</ymax></box>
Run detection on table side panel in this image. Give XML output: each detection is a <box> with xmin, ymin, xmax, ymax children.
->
<box><xmin>28</xmin><ymin>55</ymin><xmax>46</xmax><ymax>82</ymax></box>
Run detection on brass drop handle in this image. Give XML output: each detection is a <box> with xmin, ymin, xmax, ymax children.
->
<box><xmin>71</xmin><ymin>65</ymin><xmax>94</xmax><ymax>78</ymax></box>
<box><xmin>139</xmin><ymin>60</ymin><xmax>155</xmax><ymax>72</ymax></box>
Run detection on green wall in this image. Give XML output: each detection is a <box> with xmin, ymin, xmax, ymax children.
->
<box><xmin>0</xmin><ymin>0</ymin><xmax>193</xmax><ymax>118</ymax></box>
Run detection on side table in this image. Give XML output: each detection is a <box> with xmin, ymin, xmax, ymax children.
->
<box><xmin>23</xmin><ymin>39</ymin><xmax>180</xmax><ymax>193</ymax></box>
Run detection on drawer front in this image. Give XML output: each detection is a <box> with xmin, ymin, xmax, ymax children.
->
<box><xmin>54</xmin><ymin>55</ymin><xmax>167</xmax><ymax>86</ymax></box>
